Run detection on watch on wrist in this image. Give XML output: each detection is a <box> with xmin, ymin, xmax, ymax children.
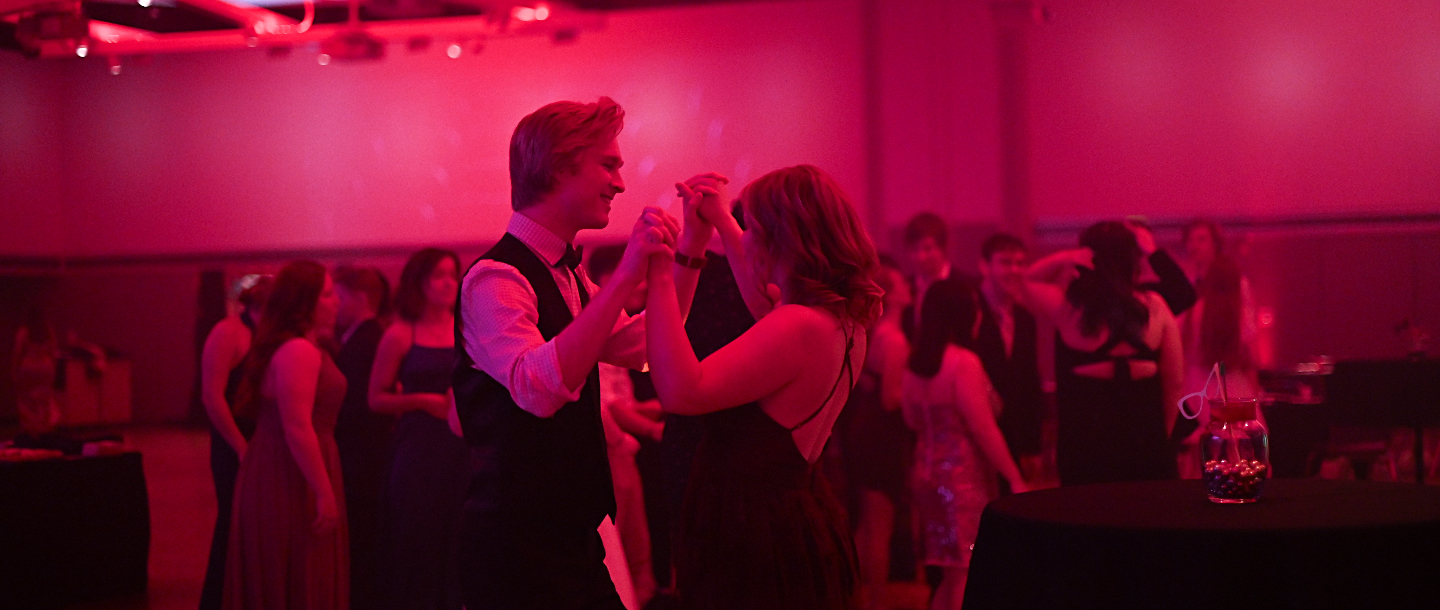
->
<box><xmin>674</xmin><ymin>251</ymin><xmax>708</xmax><ymax>269</ymax></box>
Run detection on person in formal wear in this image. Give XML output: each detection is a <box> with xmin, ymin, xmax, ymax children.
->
<box><xmin>904</xmin><ymin>280</ymin><xmax>1028</xmax><ymax>610</ymax></box>
<box><xmin>1126</xmin><ymin>218</ymin><xmax>1197</xmax><ymax>317</ymax></box>
<box><xmin>330</xmin><ymin>266</ymin><xmax>392</xmax><ymax>610</ymax></box>
<box><xmin>973</xmin><ymin>233</ymin><xmax>1045</xmax><ymax>483</ymax></box>
<box><xmin>369</xmin><ymin>248</ymin><xmax>467</xmax><ymax>610</ymax></box>
<box><xmin>451</xmin><ymin>97</ymin><xmax>707</xmax><ymax>610</ymax></box>
<box><xmin>224</xmin><ymin>261</ymin><xmax>346</xmax><ymax>610</ymax></box>
<box><xmin>901</xmin><ymin>212</ymin><xmax>952</xmax><ymax>341</ymax></box>
<box><xmin>646</xmin><ymin>164</ymin><xmax>884</xmax><ymax>610</ymax></box>
<box><xmin>198</xmin><ymin>276</ymin><xmax>272</xmax><ymax>610</ymax></box>
<box><xmin>1024</xmin><ymin>222</ymin><xmax>1184</xmax><ymax>486</ymax></box>
<box><xmin>839</xmin><ymin>256</ymin><xmax>912</xmax><ymax>610</ymax></box>
<box><xmin>12</xmin><ymin>309</ymin><xmax>61</xmax><ymax>443</ymax></box>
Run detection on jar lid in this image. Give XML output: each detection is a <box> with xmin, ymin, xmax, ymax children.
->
<box><xmin>1210</xmin><ymin>399</ymin><xmax>1258</xmax><ymax>422</ymax></box>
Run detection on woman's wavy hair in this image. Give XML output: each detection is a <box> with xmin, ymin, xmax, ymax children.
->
<box><xmin>394</xmin><ymin>248</ymin><xmax>460</xmax><ymax>323</ymax></box>
<box><xmin>1193</xmin><ymin>255</ymin><xmax>1251</xmax><ymax>370</ymax></box>
<box><xmin>1067</xmin><ymin>221</ymin><xmax>1149</xmax><ymax>339</ymax></box>
<box><xmin>234</xmin><ymin>260</ymin><xmax>327</xmax><ymax>420</ymax></box>
<box><xmin>907</xmin><ymin>279</ymin><xmax>979</xmax><ymax>378</ymax></box>
<box><xmin>738</xmin><ymin>165</ymin><xmax>883</xmax><ymax>328</ymax></box>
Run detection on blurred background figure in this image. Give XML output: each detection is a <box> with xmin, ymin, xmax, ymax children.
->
<box><xmin>587</xmin><ymin>243</ymin><xmax>661</xmax><ymax>608</ymax></box>
<box><xmin>225</xmin><ymin>261</ymin><xmax>347</xmax><ymax>610</ymax></box>
<box><xmin>11</xmin><ymin>308</ymin><xmax>63</xmax><ymax>448</ymax></box>
<box><xmin>904</xmin><ymin>280</ymin><xmax>1028</xmax><ymax>610</ymax></box>
<box><xmin>1180</xmin><ymin>219</ymin><xmax>1224</xmax><ymax>288</ymax></box>
<box><xmin>331</xmin><ymin>265</ymin><xmax>393</xmax><ymax>610</ymax></box>
<box><xmin>973</xmin><ymin>234</ymin><xmax>1045</xmax><ymax>485</ymax></box>
<box><xmin>1025</xmin><ymin>221</ymin><xmax>1183</xmax><ymax>486</ymax></box>
<box><xmin>901</xmin><ymin>213</ymin><xmax>953</xmax><ymax>341</ymax></box>
<box><xmin>197</xmin><ymin>275</ymin><xmax>273</xmax><ymax>610</ymax></box>
<box><xmin>369</xmin><ymin>248</ymin><xmax>466</xmax><ymax>610</ymax></box>
<box><xmin>839</xmin><ymin>255</ymin><xmax>912</xmax><ymax>610</ymax></box>
<box><xmin>1176</xmin><ymin>254</ymin><xmax>1261</xmax><ymax>477</ymax></box>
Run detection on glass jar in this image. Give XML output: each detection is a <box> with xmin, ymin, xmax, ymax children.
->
<box><xmin>1200</xmin><ymin>398</ymin><xmax>1269</xmax><ymax>503</ymax></box>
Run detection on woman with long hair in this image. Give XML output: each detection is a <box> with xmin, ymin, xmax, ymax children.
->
<box><xmin>369</xmin><ymin>247</ymin><xmax>467</xmax><ymax>610</ymax></box>
<box><xmin>1025</xmin><ymin>221</ymin><xmax>1183</xmax><ymax>486</ymax></box>
<box><xmin>903</xmin><ymin>280</ymin><xmax>1027</xmax><ymax>610</ymax></box>
<box><xmin>224</xmin><ymin>261</ymin><xmax>346</xmax><ymax>610</ymax></box>
<box><xmin>646</xmin><ymin>165</ymin><xmax>883</xmax><ymax>610</ymax></box>
<box><xmin>199</xmin><ymin>276</ymin><xmax>272</xmax><ymax>610</ymax></box>
<box><xmin>1175</xmin><ymin>255</ymin><xmax>1261</xmax><ymax>476</ymax></box>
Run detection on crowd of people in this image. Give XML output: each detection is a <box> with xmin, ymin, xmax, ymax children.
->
<box><xmin>192</xmin><ymin>96</ymin><xmax>1261</xmax><ymax>610</ymax></box>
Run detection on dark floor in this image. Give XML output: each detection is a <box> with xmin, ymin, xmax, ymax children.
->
<box><xmin>43</xmin><ymin>424</ymin><xmax>1440</xmax><ymax>610</ymax></box>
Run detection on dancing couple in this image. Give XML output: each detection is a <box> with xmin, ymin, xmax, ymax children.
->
<box><xmin>453</xmin><ymin>97</ymin><xmax>881</xmax><ymax>610</ymax></box>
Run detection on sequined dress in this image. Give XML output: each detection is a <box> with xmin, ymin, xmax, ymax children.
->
<box><xmin>902</xmin><ymin>347</ymin><xmax>1001</xmax><ymax>568</ymax></box>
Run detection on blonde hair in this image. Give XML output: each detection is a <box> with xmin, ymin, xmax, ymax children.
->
<box><xmin>509</xmin><ymin>97</ymin><xmax>625</xmax><ymax>211</ymax></box>
<box><xmin>739</xmin><ymin>165</ymin><xmax>883</xmax><ymax>327</ymax></box>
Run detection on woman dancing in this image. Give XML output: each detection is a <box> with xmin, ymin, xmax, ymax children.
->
<box><xmin>646</xmin><ymin>165</ymin><xmax>883</xmax><ymax>610</ymax></box>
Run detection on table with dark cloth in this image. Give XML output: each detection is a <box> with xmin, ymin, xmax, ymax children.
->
<box><xmin>0</xmin><ymin>452</ymin><xmax>150</xmax><ymax>609</ymax></box>
<box><xmin>964</xmin><ymin>479</ymin><xmax>1440</xmax><ymax>609</ymax></box>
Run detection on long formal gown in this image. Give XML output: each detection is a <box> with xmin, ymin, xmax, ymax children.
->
<box><xmin>223</xmin><ymin>348</ymin><xmax>348</xmax><ymax>610</ymax></box>
<box><xmin>675</xmin><ymin>332</ymin><xmax>859</xmax><ymax>610</ymax></box>
<box><xmin>385</xmin><ymin>344</ymin><xmax>468</xmax><ymax>610</ymax></box>
<box><xmin>903</xmin><ymin>348</ymin><xmax>1000</xmax><ymax>569</ymax></box>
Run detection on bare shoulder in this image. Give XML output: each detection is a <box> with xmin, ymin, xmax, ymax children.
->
<box><xmin>273</xmin><ymin>337</ymin><xmax>322</xmax><ymax>368</ymax></box>
<box><xmin>758</xmin><ymin>304</ymin><xmax>836</xmax><ymax>335</ymax></box>
<box><xmin>211</xmin><ymin>316</ymin><xmax>251</xmax><ymax>342</ymax></box>
<box><xmin>949</xmin><ymin>346</ymin><xmax>984</xmax><ymax>372</ymax></box>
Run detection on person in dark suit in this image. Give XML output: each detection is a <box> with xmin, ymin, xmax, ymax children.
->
<box><xmin>330</xmin><ymin>265</ymin><xmax>392</xmax><ymax>610</ymax></box>
<box><xmin>973</xmin><ymin>234</ymin><xmax>1046</xmax><ymax>483</ymax></box>
<box><xmin>901</xmin><ymin>212</ymin><xmax>954</xmax><ymax>342</ymax></box>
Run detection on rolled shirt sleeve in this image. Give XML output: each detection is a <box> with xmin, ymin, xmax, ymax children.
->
<box><xmin>461</xmin><ymin>260</ymin><xmax>581</xmax><ymax>419</ymax></box>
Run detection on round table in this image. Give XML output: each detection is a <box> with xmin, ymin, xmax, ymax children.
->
<box><xmin>963</xmin><ymin>479</ymin><xmax>1440</xmax><ymax>609</ymax></box>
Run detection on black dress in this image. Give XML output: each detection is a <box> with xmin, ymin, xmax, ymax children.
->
<box><xmin>839</xmin><ymin>368</ymin><xmax>912</xmax><ymax>505</ymax></box>
<box><xmin>676</xmin><ymin>331</ymin><xmax>859</xmax><ymax>610</ymax></box>
<box><xmin>200</xmin><ymin>315</ymin><xmax>257</xmax><ymax>610</ymax></box>
<box><xmin>332</xmin><ymin>318</ymin><xmax>392</xmax><ymax>610</ymax></box>
<box><xmin>386</xmin><ymin>345</ymin><xmax>468</xmax><ymax>610</ymax></box>
<box><xmin>1055</xmin><ymin>332</ymin><xmax>1178</xmax><ymax>486</ymax></box>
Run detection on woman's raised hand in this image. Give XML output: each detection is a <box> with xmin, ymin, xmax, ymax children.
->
<box><xmin>676</xmin><ymin>173</ymin><xmax>734</xmax><ymax>235</ymax></box>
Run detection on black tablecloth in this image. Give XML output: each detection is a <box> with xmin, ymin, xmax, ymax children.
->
<box><xmin>0</xmin><ymin>452</ymin><xmax>151</xmax><ymax>609</ymax></box>
<box><xmin>964</xmin><ymin>479</ymin><xmax>1440</xmax><ymax>609</ymax></box>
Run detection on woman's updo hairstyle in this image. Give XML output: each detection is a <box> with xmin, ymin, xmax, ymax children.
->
<box><xmin>738</xmin><ymin>165</ymin><xmax>883</xmax><ymax>328</ymax></box>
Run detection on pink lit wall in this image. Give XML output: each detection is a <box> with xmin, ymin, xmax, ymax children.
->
<box><xmin>1027</xmin><ymin>0</ymin><xmax>1440</xmax><ymax>223</ymax></box>
<box><xmin>50</xmin><ymin>0</ymin><xmax>865</xmax><ymax>257</ymax></box>
<box><xmin>0</xmin><ymin>56</ymin><xmax>66</xmax><ymax>256</ymax></box>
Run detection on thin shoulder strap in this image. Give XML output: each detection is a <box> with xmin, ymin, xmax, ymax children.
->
<box><xmin>789</xmin><ymin>323</ymin><xmax>857</xmax><ymax>432</ymax></box>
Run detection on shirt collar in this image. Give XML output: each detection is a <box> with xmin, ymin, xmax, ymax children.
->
<box><xmin>507</xmin><ymin>212</ymin><xmax>571</xmax><ymax>268</ymax></box>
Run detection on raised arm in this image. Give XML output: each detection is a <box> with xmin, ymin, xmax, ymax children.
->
<box><xmin>369</xmin><ymin>322</ymin><xmax>448</xmax><ymax>419</ymax></box>
<box><xmin>553</xmin><ymin>208</ymin><xmax>675</xmax><ymax>392</ymax></box>
<box><xmin>200</xmin><ymin>318</ymin><xmax>250</xmax><ymax>456</ymax></box>
<box><xmin>273</xmin><ymin>339</ymin><xmax>338</xmax><ymax>534</ymax></box>
<box><xmin>692</xmin><ymin>189</ymin><xmax>776</xmax><ymax>321</ymax></box>
<box><xmin>952</xmin><ymin>350</ymin><xmax>1027</xmax><ymax>492</ymax></box>
<box><xmin>646</xmin><ymin>244</ymin><xmax>813</xmax><ymax>415</ymax></box>
<box><xmin>1023</xmin><ymin>248</ymin><xmax>1092</xmax><ymax>326</ymax></box>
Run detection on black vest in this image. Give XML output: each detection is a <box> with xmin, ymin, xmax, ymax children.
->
<box><xmin>452</xmin><ymin>233</ymin><xmax>615</xmax><ymax>533</ymax></box>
